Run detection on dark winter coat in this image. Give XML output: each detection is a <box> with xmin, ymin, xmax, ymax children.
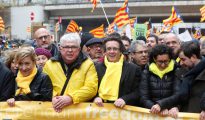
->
<box><xmin>15</xmin><ymin>69</ymin><xmax>53</xmax><ymax>101</ymax></box>
<box><xmin>139</xmin><ymin>64</ymin><xmax>181</xmax><ymax>110</ymax></box>
<box><xmin>180</xmin><ymin>58</ymin><xmax>205</xmax><ymax>113</ymax></box>
<box><xmin>0</xmin><ymin>62</ymin><xmax>15</xmax><ymax>101</ymax></box>
<box><xmin>95</xmin><ymin>61</ymin><xmax>141</xmax><ymax>106</ymax></box>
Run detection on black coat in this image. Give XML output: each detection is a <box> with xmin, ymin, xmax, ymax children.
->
<box><xmin>180</xmin><ymin>58</ymin><xmax>205</xmax><ymax>113</ymax></box>
<box><xmin>95</xmin><ymin>61</ymin><xmax>141</xmax><ymax>106</ymax></box>
<box><xmin>139</xmin><ymin>64</ymin><xmax>181</xmax><ymax>110</ymax></box>
<box><xmin>15</xmin><ymin>69</ymin><xmax>53</xmax><ymax>101</ymax></box>
<box><xmin>50</xmin><ymin>43</ymin><xmax>59</xmax><ymax>57</ymax></box>
<box><xmin>0</xmin><ymin>62</ymin><xmax>15</xmax><ymax>101</ymax></box>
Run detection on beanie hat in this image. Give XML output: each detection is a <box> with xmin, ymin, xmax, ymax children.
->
<box><xmin>35</xmin><ymin>48</ymin><xmax>52</xmax><ymax>59</ymax></box>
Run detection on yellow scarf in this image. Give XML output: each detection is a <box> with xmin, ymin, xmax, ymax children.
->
<box><xmin>176</xmin><ymin>57</ymin><xmax>180</xmax><ymax>63</ymax></box>
<box><xmin>98</xmin><ymin>55</ymin><xmax>124</xmax><ymax>101</ymax></box>
<box><xmin>149</xmin><ymin>60</ymin><xmax>174</xmax><ymax>79</ymax></box>
<box><xmin>15</xmin><ymin>66</ymin><xmax>38</xmax><ymax>96</ymax></box>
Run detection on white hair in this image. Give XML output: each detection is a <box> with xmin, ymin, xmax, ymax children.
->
<box><xmin>60</xmin><ymin>33</ymin><xmax>81</xmax><ymax>47</ymax></box>
<box><xmin>130</xmin><ymin>40</ymin><xmax>147</xmax><ymax>52</ymax></box>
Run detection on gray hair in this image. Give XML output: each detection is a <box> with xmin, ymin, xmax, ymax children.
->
<box><xmin>130</xmin><ymin>40</ymin><xmax>147</xmax><ymax>52</ymax></box>
<box><xmin>60</xmin><ymin>33</ymin><xmax>81</xmax><ymax>47</ymax></box>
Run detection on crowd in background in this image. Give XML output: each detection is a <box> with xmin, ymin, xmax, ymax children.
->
<box><xmin>0</xmin><ymin>27</ymin><xmax>205</xmax><ymax>119</ymax></box>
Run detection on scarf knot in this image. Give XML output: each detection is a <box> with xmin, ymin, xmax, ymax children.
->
<box><xmin>15</xmin><ymin>66</ymin><xmax>38</xmax><ymax>96</ymax></box>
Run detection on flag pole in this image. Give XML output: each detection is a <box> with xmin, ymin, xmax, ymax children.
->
<box><xmin>99</xmin><ymin>0</ymin><xmax>110</xmax><ymax>26</ymax></box>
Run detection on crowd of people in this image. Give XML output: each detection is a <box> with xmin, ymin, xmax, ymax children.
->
<box><xmin>0</xmin><ymin>27</ymin><xmax>205</xmax><ymax>119</ymax></box>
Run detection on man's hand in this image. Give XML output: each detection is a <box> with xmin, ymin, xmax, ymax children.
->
<box><xmin>114</xmin><ymin>98</ymin><xmax>126</xmax><ymax>108</ymax></box>
<box><xmin>160</xmin><ymin>109</ymin><xmax>169</xmax><ymax>116</ymax></box>
<box><xmin>94</xmin><ymin>97</ymin><xmax>104</xmax><ymax>107</ymax></box>
<box><xmin>7</xmin><ymin>98</ymin><xmax>15</xmax><ymax>107</ymax></box>
<box><xmin>168</xmin><ymin>107</ymin><xmax>179</xmax><ymax>118</ymax></box>
<box><xmin>150</xmin><ymin>104</ymin><xmax>161</xmax><ymax>114</ymax></box>
<box><xmin>52</xmin><ymin>96</ymin><xmax>73</xmax><ymax>112</ymax></box>
<box><xmin>200</xmin><ymin>111</ymin><xmax>205</xmax><ymax>120</ymax></box>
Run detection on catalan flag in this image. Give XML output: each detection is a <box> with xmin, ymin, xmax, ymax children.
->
<box><xmin>66</xmin><ymin>20</ymin><xmax>79</xmax><ymax>33</ymax></box>
<box><xmin>0</xmin><ymin>17</ymin><xmax>5</xmax><ymax>32</ymax></box>
<box><xmin>113</xmin><ymin>0</ymin><xmax>129</xmax><ymax>28</ymax></box>
<box><xmin>90</xmin><ymin>0</ymin><xmax>97</xmax><ymax>12</ymax></box>
<box><xmin>107</xmin><ymin>22</ymin><xmax>119</xmax><ymax>34</ymax></box>
<box><xmin>161</xmin><ymin>24</ymin><xmax>173</xmax><ymax>33</ymax></box>
<box><xmin>107</xmin><ymin>22</ymin><xmax>115</xmax><ymax>34</ymax></box>
<box><xmin>89</xmin><ymin>24</ymin><xmax>105</xmax><ymax>38</ymax></box>
<box><xmin>200</xmin><ymin>5</ymin><xmax>205</xmax><ymax>22</ymax></box>
<box><xmin>163</xmin><ymin>6</ymin><xmax>183</xmax><ymax>27</ymax></box>
<box><xmin>130</xmin><ymin>17</ymin><xmax>137</xmax><ymax>28</ymax></box>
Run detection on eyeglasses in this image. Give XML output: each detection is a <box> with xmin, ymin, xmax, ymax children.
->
<box><xmin>38</xmin><ymin>35</ymin><xmax>50</xmax><ymax>40</ymax></box>
<box><xmin>89</xmin><ymin>44</ymin><xmax>103</xmax><ymax>49</ymax></box>
<box><xmin>106</xmin><ymin>47</ymin><xmax>119</xmax><ymax>51</ymax></box>
<box><xmin>61</xmin><ymin>45</ymin><xmax>79</xmax><ymax>50</ymax></box>
<box><xmin>155</xmin><ymin>60</ymin><xmax>170</xmax><ymax>65</ymax></box>
<box><xmin>133</xmin><ymin>50</ymin><xmax>148</xmax><ymax>55</ymax></box>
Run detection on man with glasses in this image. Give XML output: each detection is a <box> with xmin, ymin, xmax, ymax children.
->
<box><xmin>130</xmin><ymin>40</ymin><xmax>149</xmax><ymax>70</ymax></box>
<box><xmin>43</xmin><ymin>33</ymin><xmax>98</xmax><ymax>112</ymax></box>
<box><xmin>94</xmin><ymin>34</ymin><xmax>141</xmax><ymax>108</ymax></box>
<box><xmin>34</xmin><ymin>28</ymin><xmax>58</xmax><ymax>57</ymax></box>
<box><xmin>85</xmin><ymin>38</ymin><xmax>104</xmax><ymax>63</ymax></box>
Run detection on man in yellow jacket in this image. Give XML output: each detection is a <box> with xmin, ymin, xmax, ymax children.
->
<box><xmin>43</xmin><ymin>32</ymin><xmax>98</xmax><ymax>112</ymax></box>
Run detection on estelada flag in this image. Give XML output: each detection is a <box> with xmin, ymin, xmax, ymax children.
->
<box><xmin>66</xmin><ymin>20</ymin><xmax>79</xmax><ymax>33</ymax></box>
<box><xmin>113</xmin><ymin>0</ymin><xmax>129</xmax><ymax>28</ymax></box>
<box><xmin>163</xmin><ymin>6</ymin><xmax>183</xmax><ymax>27</ymax></box>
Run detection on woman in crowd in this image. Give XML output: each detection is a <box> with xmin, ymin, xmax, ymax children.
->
<box><xmin>35</xmin><ymin>48</ymin><xmax>52</xmax><ymax>68</ymax></box>
<box><xmin>7</xmin><ymin>47</ymin><xmax>53</xmax><ymax>106</ymax></box>
<box><xmin>139</xmin><ymin>44</ymin><xmax>181</xmax><ymax>118</ymax></box>
<box><xmin>4</xmin><ymin>49</ymin><xmax>19</xmax><ymax>75</ymax></box>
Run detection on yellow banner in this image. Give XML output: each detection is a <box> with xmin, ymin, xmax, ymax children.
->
<box><xmin>0</xmin><ymin>101</ymin><xmax>199</xmax><ymax>120</ymax></box>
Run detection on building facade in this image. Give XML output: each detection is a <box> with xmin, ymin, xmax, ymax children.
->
<box><xmin>0</xmin><ymin>0</ymin><xmax>204</xmax><ymax>39</ymax></box>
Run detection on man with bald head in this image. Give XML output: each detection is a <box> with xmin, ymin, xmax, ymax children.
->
<box><xmin>164</xmin><ymin>33</ymin><xmax>181</xmax><ymax>62</ymax></box>
<box><xmin>34</xmin><ymin>28</ymin><xmax>59</xmax><ymax>57</ymax></box>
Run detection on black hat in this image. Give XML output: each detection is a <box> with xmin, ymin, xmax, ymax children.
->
<box><xmin>85</xmin><ymin>38</ymin><xmax>103</xmax><ymax>47</ymax></box>
<box><xmin>80</xmin><ymin>32</ymin><xmax>94</xmax><ymax>48</ymax></box>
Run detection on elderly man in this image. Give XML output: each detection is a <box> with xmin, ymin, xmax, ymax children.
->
<box><xmin>85</xmin><ymin>37</ymin><xmax>104</xmax><ymax>63</ymax></box>
<box><xmin>94</xmin><ymin>34</ymin><xmax>141</xmax><ymax>108</ymax></box>
<box><xmin>164</xmin><ymin>33</ymin><xmax>181</xmax><ymax>61</ymax></box>
<box><xmin>130</xmin><ymin>40</ymin><xmax>149</xmax><ymax>70</ymax></box>
<box><xmin>43</xmin><ymin>33</ymin><xmax>98</xmax><ymax>112</ymax></box>
<box><xmin>34</xmin><ymin>28</ymin><xmax>58</xmax><ymax>57</ymax></box>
